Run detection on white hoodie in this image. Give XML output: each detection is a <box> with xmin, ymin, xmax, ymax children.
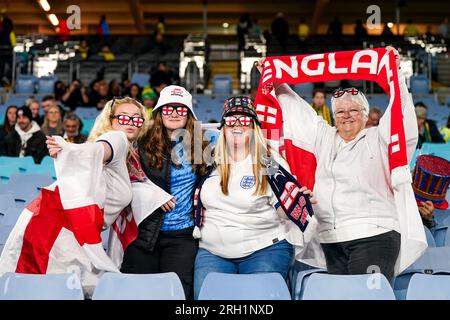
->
<box><xmin>14</xmin><ymin>121</ymin><xmax>41</xmax><ymax>157</ymax></box>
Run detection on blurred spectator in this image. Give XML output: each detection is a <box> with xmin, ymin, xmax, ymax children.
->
<box><xmin>271</xmin><ymin>12</ymin><xmax>289</xmax><ymax>53</ymax></box>
<box><xmin>248</xmin><ymin>18</ymin><xmax>262</xmax><ymax>38</ymax></box>
<box><xmin>26</xmin><ymin>98</ymin><xmax>43</xmax><ymax>126</ymax></box>
<box><xmin>122</xmin><ymin>79</ymin><xmax>131</xmax><ymax>93</ymax></box>
<box><xmin>41</xmin><ymin>95</ymin><xmax>65</xmax><ymax>117</ymax></box>
<box><xmin>1</xmin><ymin>105</ymin><xmax>17</xmax><ymax>136</ymax></box>
<box><xmin>89</xmin><ymin>80</ymin><xmax>109</xmax><ymax>110</ymax></box>
<box><xmin>62</xmin><ymin>112</ymin><xmax>87</xmax><ymax>144</ymax></box>
<box><xmin>424</xmin><ymin>25</ymin><xmax>434</xmax><ymax>41</ymax></box>
<box><xmin>126</xmin><ymin>83</ymin><xmax>141</xmax><ymax>100</ymax></box>
<box><xmin>108</xmin><ymin>79</ymin><xmax>122</xmax><ymax>99</ymax></box>
<box><xmin>150</xmin><ymin>65</ymin><xmax>172</xmax><ymax>95</ymax></box>
<box><xmin>382</xmin><ymin>22</ymin><xmax>394</xmax><ymax>38</ymax></box>
<box><xmin>439</xmin><ymin>17</ymin><xmax>449</xmax><ymax>39</ymax></box>
<box><xmin>152</xmin><ymin>61</ymin><xmax>179</xmax><ymax>85</ymax></box>
<box><xmin>41</xmin><ymin>105</ymin><xmax>63</xmax><ymax>137</ymax></box>
<box><xmin>155</xmin><ymin>16</ymin><xmax>166</xmax><ymax>36</ymax></box>
<box><xmin>99</xmin><ymin>44</ymin><xmax>115</xmax><ymax>61</ymax></box>
<box><xmin>354</xmin><ymin>19</ymin><xmax>368</xmax><ymax>41</ymax></box>
<box><xmin>97</xmin><ymin>15</ymin><xmax>110</xmax><ymax>45</ymax></box>
<box><xmin>418</xmin><ymin>200</ymin><xmax>437</xmax><ymax>235</ymax></box>
<box><xmin>439</xmin><ymin>115</ymin><xmax>450</xmax><ymax>142</ymax></box>
<box><xmin>77</xmin><ymin>39</ymin><xmax>90</xmax><ymax>60</ymax></box>
<box><xmin>0</xmin><ymin>123</ymin><xmax>4</xmax><ymax>155</ymax></box>
<box><xmin>237</xmin><ymin>13</ymin><xmax>251</xmax><ymax>51</ymax></box>
<box><xmin>263</xmin><ymin>28</ymin><xmax>272</xmax><ymax>44</ymax></box>
<box><xmin>311</xmin><ymin>89</ymin><xmax>333</xmax><ymax>126</ymax></box>
<box><xmin>54</xmin><ymin>80</ymin><xmax>67</xmax><ymax>102</ymax></box>
<box><xmin>297</xmin><ymin>18</ymin><xmax>309</xmax><ymax>41</ymax></box>
<box><xmin>0</xmin><ymin>8</ymin><xmax>14</xmax><ymax>85</ymax></box>
<box><xmin>4</xmin><ymin>106</ymin><xmax>47</xmax><ymax>163</ymax></box>
<box><xmin>404</xmin><ymin>19</ymin><xmax>418</xmax><ymax>37</ymax></box>
<box><xmin>365</xmin><ymin>107</ymin><xmax>382</xmax><ymax>128</ymax></box>
<box><xmin>153</xmin><ymin>31</ymin><xmax>167</xmax><ymax>55</ymax></box>
<box><xmin>141</xmin><ymin>86</ymin><xmax>157</xmax><ymax>119</ymax></box>
<box><xmin>327</xmin><ymin>16</ymin><xmax>343</xmax><ymax>41</ymax></box>
<box><xmin>62</xmin><ymin>79</ymin><xmax>89</xmax><ymax>110</ymax></box>
<box><xmin>415</xmin><ymin>102</ymin><xmax>445</xmax><ymax>147</ymax></box>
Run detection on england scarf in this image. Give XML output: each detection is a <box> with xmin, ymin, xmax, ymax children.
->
<box><xmin>0</xmin><ymin>135</ymin><xmax>172</xmax><ymax>294</ymax></box>
<box><xmin>255</xmin><ymin>48</ymin><xmax>427</xmax><ymax>273</ymax></box>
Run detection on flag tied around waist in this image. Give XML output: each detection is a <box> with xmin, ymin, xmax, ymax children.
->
<box><xmin>254</xmin><ymin>48</ymin><xmax>407</xmax><ymax>190</ymax></box>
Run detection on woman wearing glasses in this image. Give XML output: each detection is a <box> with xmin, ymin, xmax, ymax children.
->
<box><xmin>257</xmin><ymin>47</ymin><xmax>418</xmax><ymax>283</ymax></box>
<box><xmin>0</xmin><ymin>97</ymin><xmax>149</xmax><ymax>294</ymax></box>
<box><xmin>120</xmin><ymin>85</ymin><xmax>209</xmax><ymax>300</ymax></box>
<box><xmin>192</xmin><ymin>96</ymin><xmax>315</xmax><ymax>299</ymax></box>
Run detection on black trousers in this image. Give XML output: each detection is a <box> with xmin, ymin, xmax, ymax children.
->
<box><xmin>320</xmin><ymin>230</ymin><xmax>401</xmax><ymax>283</ymax></box>
<box><xmin>120</xmin><ymin>226</ymin><xmax>198</xmax><ymax>300</ymax></box>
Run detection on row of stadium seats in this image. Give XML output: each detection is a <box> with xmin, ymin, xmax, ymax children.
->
<box><xmin>1</xmin><ymin>269</ymin><xmax>449</xmax><ymax>300</ymax></box>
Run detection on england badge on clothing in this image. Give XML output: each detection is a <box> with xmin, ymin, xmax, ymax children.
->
<box><xmin>240</xmin><ymin>176</ymin><xmax>256</xmax><ymax>189</ymax></box>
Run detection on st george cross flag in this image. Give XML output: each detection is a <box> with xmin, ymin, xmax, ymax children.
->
<box><xmin>255</xmin><ymin>48</ymin><xmax>427</xmax><ymax>273</ymax></box>
<box><xmin>0</xmin><ymin>132</ymin><xmax>172</xmax><ymax>295</ymax></box>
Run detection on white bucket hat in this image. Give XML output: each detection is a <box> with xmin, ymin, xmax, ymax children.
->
<box><xmin>153</xmin><ymin>85</ymin><xmax>197</xmax><ymax>120</ymax></box>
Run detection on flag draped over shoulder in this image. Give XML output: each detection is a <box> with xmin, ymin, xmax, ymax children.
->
<box><xmin>255</xmin><ymin>48</ymin><xmax>427</xmax><ymax>273</ymax></box>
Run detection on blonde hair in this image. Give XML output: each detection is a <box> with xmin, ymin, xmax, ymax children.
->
<box><xmin>88</xmin><ymin>97</ymin><xmax>150</xmax><ymax>165</ymax></box>
<box><xmin>214</xmin><ymin>120</ymin><xmax>269</xmax><ymax>195</ymax></box>
<box><xmin>41</xmin><ymin>105</ymin><xmax>63</xmax><ymax>136</ymax></box>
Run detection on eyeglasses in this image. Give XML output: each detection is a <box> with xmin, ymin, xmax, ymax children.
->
<box><xmin>224</xmin><ymin>115</ymin><xmax>252</xmax><ymax>127</ymax></box>
<box><xmin>162</xmin><ymin>105</ymin><xmax>189</xmax><ymax>117</ymax></box>
<box><xmin>334</xmin><ymin>108</ymin><xmax>363</xmax><ymax>118</ymax></box>
<box><xmin>332</xmin><ymin>87</ymin><xmax>360</xmax><ymax>98</ymax></box>
<box><xmin>111</xmin><ymin>114</ymin><xmax>145</xmax><ymax>127</ymax></box>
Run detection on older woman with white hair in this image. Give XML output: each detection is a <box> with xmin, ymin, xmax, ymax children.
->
<box><xmin>263</xmin><ymin>48</ymin><xmax>419</xmax><ymax>283</ymax></box>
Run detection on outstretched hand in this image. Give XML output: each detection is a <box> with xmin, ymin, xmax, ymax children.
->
<box><xmin>46</xmin><ymin>136</ymin><xmax>62</xmax><ymax>158</ymax></box>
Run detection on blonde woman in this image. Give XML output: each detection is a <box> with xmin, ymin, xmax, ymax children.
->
<box><xmin>41</xmin><ymin>104</ymin><xmax>63</xmax><ymax>136</ymax></box>
<box><xmin>0</xmin><ymin>97</ymin><xmax>149</xmax><ymax>294</ymax></box>
<box><xmin>192</xmin><ymin>96</ymin><xmax>314</xmax><ymax>299</ymax></box>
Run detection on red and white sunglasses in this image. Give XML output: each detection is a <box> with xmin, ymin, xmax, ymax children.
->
<box><xmin>162</xmin><ymin>105</ymin><xmax>189</xmax><ymax>117</ymax></box>
<box><xmin>111</xmin><ymin>114</ymin><xmax>145</xmax><ymax>128</ymax></box>
<box><xmin>224</xmin><ymin>115</ymin><xmax>252</xmax><ymax>127</ymax></box>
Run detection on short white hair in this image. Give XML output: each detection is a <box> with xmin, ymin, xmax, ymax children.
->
<box><xmin>331</xmin><ymin>90</ymin><xmax>370</xmax><ymax>118</ymax></box>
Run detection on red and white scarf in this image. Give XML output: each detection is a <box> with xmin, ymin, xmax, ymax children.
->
<box><xmin>255</xmin><ymin>48</ymin><xmax>408</xmax><ymax>190</ymax></box>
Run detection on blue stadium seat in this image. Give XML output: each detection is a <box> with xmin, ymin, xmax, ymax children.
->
<box><xmin>292</xmin><ymin>83</ymin><xmax>314</xmax><ymax>97</ymax></box>
<box><xmin>410</xmin><ymin>75</ymin><xmax>429</xmax><ymax>94</ymax></box>
<box><xmin>393</xmin><ymin>247</ymin><xmax>450</xmax><ymax>300</ymax></box>
<box><xmin>0</xmin><ymin>272</ymin><xmax>84</xmax><ymax>300</ymax></box>
<box><xmin>418</xmin><ymin>142</ymin><xmax>450</xmax><ymax>160</ymax></box>
<box><xmin>424</xmin><ymin>226</ymin><xmax>436</xmax><ymax>247</ymax></box>
<box><xmin>302</xmin><ymin>273</ymin><xmax>395</xmax><ymax>300</ymax></box>
<box><xmin>1</xmin><ymin>207</ymin><xmax>21</xmax><ymax>226</ymax></box>
<box><xmin>101</xmin><ymin>228</ymin><xmax>110</xmax><ymax>250</ymax></box>
<box><xmin>198</xmin><ymin>272</ymin><xmax>291</xmax><ymax>300</ymax></box>
<box><xmin>81</xmin><ymin>118</ymin><xmax>96</xmax><ymax>136</ymax></box>
<box><xmin>8</xmin><ymin>173</ymin><xmax>54</xmax><ymax>190</ymax></box>
<box><xmin>292</xmin><ymin>268</ymin><xmax>327</xmax><ymax>300</ymax></box>
<box><xmin>434</xmin><ymin>226</ymin><xmax>450</xmax><ymax>247</ymax></box>
<box><xmin>130</xmin><ymin>73</ymin><xmax>150</xmax><ymax>88</ymax></box>
<box><xmin>3</xmin><ymin>95</ymin><xmax>27</xmax><ymax>108</ymax></box>
<box><xmin>37</xmin><ymin>76</ymin><xmax>57</xmax><ymax>94</ymax></box>
<box><xmin>15</xmin><ymin>75</ymin><xmax>37</xmax><ymax>94</ymax></box>
<box><xmin>0</xmin><ymin>226</ymin><xmax>13</xmax><ymax>244</ymax></box>
<box><xmin>0</xmin><ymin>194</ymin><xmax>16</xmax><ymax>216</ymax></box>
<box><xmin>212</xmin><ymin>75</ymin><xmax>232</xmax><ymax>95</ymax></box>
<box><xmin>406</xmin><ymin>274</ymin><xmax>450</xmax><ymax>300</ymax></box>
<box><xmin>76</xmin><ymin>107</ymin><xmax>99</xmax><ymax>120</ymax></box>
<box><xmin>0</xmin><ymin>164</ymin><xmax>21</xmax><ymax>183</ymax></box>
<box><xmin>0</xmin><ymin>156</ymin><xmax>35</xmax><ymax>170</ymax></box>
<box><xmin>435</xmin><ymin>209</ymin><xmax>450</xmax><ymax>226</ymax></box>
<box><xmin>92</xmin><ymin>272</ymin><xmax>185</xmax><ymax>300</ymax></box>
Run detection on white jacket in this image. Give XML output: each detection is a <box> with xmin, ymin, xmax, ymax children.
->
<box><xmin>275</xmin><ymin>72</ymin><xmax>418</xmax><ymax>242</ymax></box>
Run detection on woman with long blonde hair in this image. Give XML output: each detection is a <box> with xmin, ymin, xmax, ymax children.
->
<box><xmin>0</xmin><ymin>97</ymin><xmax>149</xmax><ymax>296</ymax></box>
<box><xmin>192</xmin><ymin>96</ymin><xmax>314</xmax><ymax>300</ymax></box>
<box><xmin>120</xmin><ymin>85</ymin><xmax>209</xmax><ymax>300</ymax></box>
<box><xmin>41</xmin><ymin>104</ymin><xmax>64</xmax><ymax>136</ymax></box>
